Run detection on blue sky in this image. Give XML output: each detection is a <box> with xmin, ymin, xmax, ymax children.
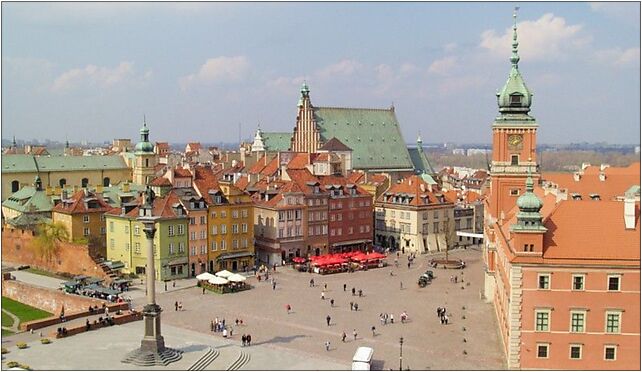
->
<box><xmin>2</xmin><ymin>2</ymin><xmax>640</xmax><ymax>145</ymax></box>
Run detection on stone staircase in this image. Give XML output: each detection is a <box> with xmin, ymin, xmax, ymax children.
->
<box><xmin>227</xmin><ymin>350</ymin><xmax>250</xmax><ymax>371</ymax></box>
<box><xmin>188</xmin><ymin>347</ymin><xmax>219</xmax><ymax>371</ymax></box>
<box><xmin>121</xmin><ymin>347</ymin><xmax>183</xmax><ymax>366</ymax></box>
<box><xmin>92</xmin><ymin>256</ymin><xmax>119</xmax><ymax>280</ymax></box>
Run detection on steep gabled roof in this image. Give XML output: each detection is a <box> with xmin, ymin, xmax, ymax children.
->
<box><xmin>319</xmin><ymin>137</ymin><xmax>352</xmax><ymax>152</ymax></box>
<box><xmin>314</xmin><ymin>107</ymin><xmax>413</xmax><ymax>170</ymax></box>
<box><xmin>150</xmin><ymin>177</ymin><xmax>172</xmax><ymax>186</ymax></box>
<box><xmin>287</xmin><ymin>153</ymin><xmax>310</xmax><ymax>170</ymax></box>
<box><xmin>52</xmin><ymin>190</ymin><xmax>112</xmax><ymax>214</ymax></box>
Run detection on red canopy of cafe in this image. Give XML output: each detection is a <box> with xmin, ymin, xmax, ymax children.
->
<box><xmin>292</xmin><ymin>257</ymin><xmax>307</xmax><ymax>263</ymax></box>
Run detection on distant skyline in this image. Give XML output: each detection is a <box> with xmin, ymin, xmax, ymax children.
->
<box><xmin>2</xmin><ymin>2</ymin><xmax>640</xmax><ymax>145</ymax></box>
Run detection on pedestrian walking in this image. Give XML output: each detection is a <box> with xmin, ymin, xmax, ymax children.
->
<box><xmin>321</xmin><ymin>291</ymin><xmax>325</xmax><ymax>300</ymax></box>
<box><xmin>358</xmin><ymin>289</ymin><xmax>363</xmax><ymax>297</ymax></box>
<box><xmin>354</xmin><ymin>303</ymin><xmax>359</xmax><ymax>311</ymax></box>
<box><xmin>241</xmin><ymin>334</ymin><xmax>247</xmax><ymax>347</ymax></box>
<box><xmin>326</xmin><ymin>315</ymin><xmax>331</xmax><ymax>326</ymax></box>
<box><xmin>330</xmin><ymin>299</ymin><xmax>335</xmax><ymax>307</ymax></box>
<box><xmin>400</xmin><ymin>281</ymin><xmax>403</xmax><ymax>289</ymax></box>
<box><xmin>173</xmin><ymin>280</ymin><xmax>176</xmax><ymax>288</ymax></box>
<box><xmin>390</xmin><ymin>313</ymin><xmax>394</xmax><ymax>324</ymax></box>
<box><xmin>440</xmin><ymin>315</ymin><xmax>445</xmax><ymax>325</ymax></box>
<box><xmin>384</xmin><ymin>313</ymin><xmax>388</xmax><ymax>325</ymax></box>
<box><xmin>174</xmin><ymin>301</ymin><xmax>178</xmax><ymax>311</ymax></box>
<box><xmin>235</xmin><ymin>318</ymin><xmax>239</xmax><ymax>326</ymax></box>
<box><xmin>454</xmin><ymin>275</ymin><xmax>458</xmax><ymax>283</ymax></box>
<box><xmin>325</xmin><ymin>341</ymin><xmax>331</xmax><ymax>351</ymax></box>
<box><xmin>407</xmin><ymin>261</ymin><xmax>411</xmax><ymax>269</ymax></box>
<box><xmin>343</xmin><ymin>283</ymin><xmax>347</xmax><ymax>291</ymax></box>
<box><xmin>444</xmin><ymin>315</ymin><xmax>449</xmax><ymax>325</ymax></box>
<box><xmin>178</xmin><ymin>302</ymin><xmax>183</xmax><ymax>311</ymax></box>
<box><xmin>286</xmin><ymin>304</ymin><xmax>292</xmax><ymax>314</ymax></box>
<box><xmin>436</xmin><ymin>307</ymin><xmax>441</xmax><ymax>317</ymax></box>
<box><xmin>371</xmin><ymin>325</ymin><xmax>376</xmax><ymax>336</ymax></box>
<box><xmin>210</xmin><ymin>320</ymin><xmax>214</xmax><ymax>332</ymax></box>
<box><xmin>223</xmin><ymin>328</ymin><xmax>228</xmax><ymax>338</ymax></box>
<box><xmin>353</xmin><ymin>329</ymin><xmax>358</xmax><ymax>340</ymax></box>
<box><xmin>272</xmin><ymin>282</ymin><xmax>276</xmax><ymax>290</ymax></box>
<box><xmin>350</xmin><ymin>301</ymin><xmax>354</xmax><ymax>311</ymax></box>
<box><xmin>342</xmin><ymin>331</ymin><xmax>347</xmax><ymax>342</ymax></box>
<box><xmin>310</xmin><ymin>278</ymin><xmax>315</xmax><ymax>287</ymax></box>
<box><xmin>165</xmin><ymin>282</ymin><xmax>168</xmax><ymax>291</ymax></box>
<box><xmin>324</xmin><ymin>283</ymin><xmax>328</xmax><ymax>291</ymax></box>
<box><xmin>352</xmin><ymin>287</ymin><xmax>356</xmax><ymax>296</ymax></box>
<box><xmin>246</xmin><ymin>334</ymin><xmax>252</xmax><ymax>346</ymax></box>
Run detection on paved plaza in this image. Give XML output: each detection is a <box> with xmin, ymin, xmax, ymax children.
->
<box><xmin>2</xmin><ymin>248</ymin><xmax>505</xmax><ymax>370</ymax></box>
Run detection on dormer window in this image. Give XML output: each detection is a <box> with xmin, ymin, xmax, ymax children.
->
<box><xmin>589</xmin><ymin>194</ymin><xmax>600</xmax><ymax>201</ymax></box>
<box><xmin>510</xmin><ymin>94</ymin><xmax>522</xmax><ymax>106</ymax></box>
<box><xmin>214</xmin><ymin>195</ymin><xmax>222</xmax><ymax>204</ymax></box>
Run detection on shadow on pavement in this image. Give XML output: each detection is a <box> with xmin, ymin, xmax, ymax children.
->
<box><xmin>253</xmin><ymin>334</ymin><xmax>309</xmax><ymax>346</ymax></box>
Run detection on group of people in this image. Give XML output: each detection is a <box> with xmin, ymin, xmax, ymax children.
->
<box><xmin>211</xmin><ymin>317</ymin><xmax>227</xmax><ymax>333</ymax></box>
<box><xmin>437</xmin><ymin>306</ymin><xmax>449</xmax><ymax>324</ymax></box>
<box><xmin>379</xmin><ymin>312</ymin><xmax>395</xmax><ymax>325</ymax></box>
<box><xmin>174</xmin><ymin>301</ymin><xmax>183</xmax><ymax>311</ymax></box>
<box><xmin>241</xmin><ymin>334</ymin><xmax>252</xmax><ymax>347</ymax></box>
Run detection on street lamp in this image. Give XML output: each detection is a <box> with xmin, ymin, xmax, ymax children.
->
<box><xmin>399</xmin><ymin>337</ymin><xmax>404</xmax><ymax>371</ymax></box>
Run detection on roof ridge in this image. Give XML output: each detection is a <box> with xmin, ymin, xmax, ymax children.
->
<box><xmin>317</xmin><ymin>106</ymin><xmax>393</xmax><ymax>112</ymax></box>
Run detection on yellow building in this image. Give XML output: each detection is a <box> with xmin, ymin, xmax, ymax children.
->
<box><xmin>51</xmin><ymin>189</ymin><xmax>112</xmax><ymax>249</ymax></box>
<box><xmin>193</xmin><ymin>168</ymin><xmax>255</xmax><ymax>272</ymax></box>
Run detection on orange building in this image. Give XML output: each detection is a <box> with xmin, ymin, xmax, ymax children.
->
<box><xmin>52</xmin><ymin>188</ymin><xmax>112</xmax><ymax>249</ymax></box>
<box><xmin>482</xmin><ymin>12</ymin><xmax>640</xmax><ymax>370</ymax></box>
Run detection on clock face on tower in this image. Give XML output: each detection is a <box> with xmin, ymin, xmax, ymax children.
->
<box><xmin>508</xmin><ymin>134</ymin><xmax>523</xmax><ymax>149</ymax></box>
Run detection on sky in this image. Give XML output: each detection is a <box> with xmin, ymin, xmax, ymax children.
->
<box><xmin>2</xmin><ymin>2</ymin><xmax>640</xmax><ymax>145</ymax></box>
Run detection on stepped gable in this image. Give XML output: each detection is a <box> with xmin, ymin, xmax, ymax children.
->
<box><xmin>52</xmin><ymin>189</ymin><xmax>112</xmax><ymax>214</ymax></box>
<box><xmin>313</xmin><ymin>106</ymin><xmax>413</xmax><ymax>170</ymax></box>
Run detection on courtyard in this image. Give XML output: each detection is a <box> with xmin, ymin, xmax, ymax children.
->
<box><xmin>153</xmin><ymin>247</ymin><xmax>505</xmax><ymax>370</ymax></box>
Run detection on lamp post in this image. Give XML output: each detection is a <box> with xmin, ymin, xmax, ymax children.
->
<box><xmin>399</xmin><ymin>337</ymin><xmax>404</xmax><ymax>371</ymax></box>
<box><xmin>123</xmin><ymin>186</ymin><xmax>182</xmax><ymax>366</ymax></box>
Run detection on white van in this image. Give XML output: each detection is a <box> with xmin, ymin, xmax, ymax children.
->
<box><xmin>352</xmin><ymin>346</ymin><xmax>374</xmax><ymax>370</ymax></box>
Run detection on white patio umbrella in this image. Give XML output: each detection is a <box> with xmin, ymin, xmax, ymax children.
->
<box><xmin>215</xmin><ymin>270</ymin><xmax>233</xmax><ymax>278</ymax></box>
<box><xmin>208</xmin><ymin>276</ymin><xmax>229</xmax><ymax>285</ymax></box>
<box><xmin>196</xmin><ymin>272</ymin><xmax>216</xmax><ymax>281</ymax></box>
<box><xmin>227</xmin><ymin>273</ymin><xmax>247</xmax><ymax>282</ymax></box>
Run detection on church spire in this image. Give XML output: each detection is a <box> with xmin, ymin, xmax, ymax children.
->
<box><xmin>511</xmin><ymin>161</ymin><xmax>546</xmax><ymax>232</ymax></box>
<box><xmin>510</xmin><ymin>7</ymin><xmax>520</xmax><ymax>68</ymax></box>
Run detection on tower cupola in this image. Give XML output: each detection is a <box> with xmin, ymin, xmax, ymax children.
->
<box><xmin>497</xmin><ymin>8</ymin><xmax>533</xmax><ymax>114</ymax></box>
<box><xmin>298</xmin><ymin>81</ymin><xmax>310</xmax><ymax>107</ymax></box>
<box><xmin>135</xmin><ymin>117</ymin><xmax>154</xmax><ymax>153</ymax></box>
<box><xmin>511</xmin><ymin>169</ymin><xmax>546</xmax><ymax>232</ymax></box>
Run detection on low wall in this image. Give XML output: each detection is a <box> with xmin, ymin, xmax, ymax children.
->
<box><xmin>2</xmin><ymin>279</ymin><xmax>105</xmax><ymax>314</ymax></box>
<box><xmin>51</xmin><ymin>311</ymin><xmax>143</xmax><ymax>339</ymax></box>
<box><xmin>21</xmin><ymin>302</ymin><xmax>129</xmax><ymax>331</ymax></box>
<box><xmin>1</xmin><ymin>225</ymin><xmax>109</xmax><ymax>280</ymax></box>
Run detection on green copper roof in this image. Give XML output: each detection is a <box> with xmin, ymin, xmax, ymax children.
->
<box><xmin>135</xmin><ymin>120</ymin><xmax>154</xmax><ymax>153</ymax></box>
<box><xmin>511</xmin><ymin>173</ymin><xmax>547</xmax><ymax>232</ymax></box>
<box><xmin>6</xmin><ymin>214</ymin><xmax>50</xmax><ymax>229</ymax></box>
<box><xmin>262</xmin><ymin>132</ymin><xmax>292</xmax><ymax>152</ymax></box>
<box><xmin>408</xmin><ymin>146</ymin><xmax>436</xmax><ymax>175</ymax></box>
<box><xmin>420</xmin><ymin>173</ymin><xmax>438</xmax><ymax>185</ymax></box>
<box><xmin>2</xmin><ymin>154</ymin><xmax>129</xmax><ymax>174</ymax></box>
<box><xmin>2</xmin><ymin>186</ymin><xmax>55</xmax><ymax>213</ymax></box>
<box><xmin>314</xmin><ymin>107</ymin><xmax>414</xmax><ymax>170</ymax></box>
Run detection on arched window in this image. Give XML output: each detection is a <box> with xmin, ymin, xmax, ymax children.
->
<box><xmin>103</xmin><ymin>177</ymin><xmax>110</xmax><ymax>187</ymax></box>
<box><xmin>145</xmin><ymin>159</ymin><xmax>149</xmax><ymax>167</ymax></box>
<box><xmin>81</xmin><ymin>178</ymin><xmax>89</xmax><ymax>188</ymax></box>
<box><xmin>11</xmin><ymin>180</ymin><xmax>19</xmax><ymax>193</ymax></box>
<box><xmin>59</xmin><ymin>178</ymin><xmax>67</xmax><ymax>187</ymax></box>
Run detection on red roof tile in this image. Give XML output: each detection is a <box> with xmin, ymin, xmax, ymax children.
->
<box><xmin>52</xmin><ymin>190</ymin><xmax>112</xmax><ymax>214</ymax></box>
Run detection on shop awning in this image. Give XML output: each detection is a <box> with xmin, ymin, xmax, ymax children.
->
<box><xmin>331</xmin><ymin>239</ymin><xmax>372</xmax><ymax>247</ymax></box>
<box><xmin>216</xmin><ymin>252</ymin><xmax>254</xmax><ymax>261</ymax></box>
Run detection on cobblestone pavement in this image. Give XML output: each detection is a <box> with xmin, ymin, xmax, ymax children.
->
<box><xmin>154</xmin><ymin>248</ymin><xmax>505</xmax><ymax>370</ymax></box>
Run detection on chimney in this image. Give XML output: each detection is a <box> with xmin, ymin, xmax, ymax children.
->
<box><xmin>573</xmin><ymin>172</ymin><xmax>581</xmax><ymax>182</ymax></box>
<box><xmin>624</xmin><ymin>197</ymin><xmax>636</xmax><ymax>229</ymax></box>
<box><xmin>599</xmin><ymin>172</ymin><xmax>606</xmax><ymax>182</ymax></box>
<box><xmin>581</xmin><ymin>163</ymin><xmax>591</xmax><ymax>171</ymax></box>
<box><xmin>600</xmin><ymin>164</ymin><xmax>610</xmax><ymax>171</ymax></box>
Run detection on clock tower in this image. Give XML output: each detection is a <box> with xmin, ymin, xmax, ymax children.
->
<box><xmin>488</xmin><ymin>10</ymin><xmax>539</xmax><ymax>220</ymax></box>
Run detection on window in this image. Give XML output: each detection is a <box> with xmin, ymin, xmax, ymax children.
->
<box><xmin>200</xmin><ymin>245</ymin><xmax>206</xmax><ymax>254</ymax></box>
<box><xmin>11</xmin><ymin>180</ymin><xmax>19</xmax><ymax>193</ymax></box>
<box><xmin>100</xmin><ymin>227</ymin><xmax>106</xmax><ymax>235</ymax></box>
<box><xmin>221</xmin><ymin>224</ymin><xmax>227</xmax><ymax>234</ymax></box>
<box><xmin>191</xmin><ymin>246</ymin><xmax>196</xmax><ymax>256</ymax></box>
<box><xmin>100</xmin><ymin>214</ymin><xmax>105</xmax><ymax>222</ymax></box>
<box><xmin>570</xmin><ymin>311</ymin><xmax>585</xmax><ymax>333</ymax></box>
<box><xmin>433</xmin><ymin>222</ymin><xmax>439</xmax><ymax>232</ymax></box>
<box><xmin>337</xmin><ymin>228</ymin><xmax>342</xmax><ymax>236</ymax></box>
<box><xmin>211</xmin><ymin>211</ymin><xmax>217</xmax><ymax>218</ymax></box>
<box><xmin>178</xmin><ymin>242</ymin><xmax>185</xmax><ymax>253</ymax></box>
<box><xmin>338</xmin><ymin>214</ymin><xmax>342</xmax><ymax>221</ymax></box>
<box><xmin>232</xmin><ymin>210</ymin><xmax>238</xmax><ymax>219</ymax></box>
<box><xmin>189</xmin><ymin>217</ymin><xmax>196</xmax><ymax>225</ymax></box>
<box><xmin>59</xmin><ymin>178</ymin><xmax>67</xmax><ymax>187</ymax></box>
<box><xmin>232</xmin><ymin>240</ymin><xmax>238</xmax><ymax>249</ymax></box>
<box><xmin>536</xmin><ymin>344</ymin><xmax>549</xmax><ymax>359</ymax></box>
<box><xmin>604</xmin><ymin>346</ymin><xmax>617</xmax><ymax>361</ymax></box>
<box><xmin>109</xmin><ymin>221</ymin><xmax>114</xmax><ymax>233</ymax></box>
<box><xmin>278</xmin><ymin>229</ymin><xmax>284</xmax><ymax>238</ymax></box>
<box><xmin>200</xmin><ymin>231</ymin><xmax>206</xmax><ymax>239</ymax></box>
<box><xmin>538</xmin><ymin>274</ymin><xmax>550</xmax><ymax>289</ymax></box>
<box><xmin>81</xmin><ymin>178</ymin><xmax>89</xmax><ymax>188</ymax></box>
<box><xmin>242</xmin><ymin>239</ymin><xmax>248</xmax><ymax>248</ymax></box>
<box><xmin>608</xmin><ymin>275</ymin><xmax>621</xmax><ymax>291</ymax></box>
<box><xmin>110</xmin><ymin>239</ymin><xmax>115</xmax><ymax>249</ymax></box>
<box><xmin>309</xmin><ymin>226</ymin><xmax>314</xmax><ymax>236</ymax></box>
<box><xmin>200</xmin><ymin>216</ymin><xmax>206</xmax><ymax>225</ymax></box>
<box><xmin>211</xmin><ymin>241</ymin><xmax>217</xmax><ymax>251</ymax></box>
<box><xmin>511</xmin><ymin>155</ymin><xmax>519</xmax><ymax>166</ymax></box>
<box><xmin>605</xmin><ymin>311</ymin><xmax>621</xmax><ymax>333</ymax></box>
<box><xmin>191</xmin><ymin>231</ymin><xmax>196</xmax><ymax>240</ymax></box>
<box><xmin>572</xmin><ymin>275</ymin><xmax>585</xmax><ymax>291</ymax></box>
<box><xmin>169</xmin><ymin>243</ymin><xmax>175</xmax><ymax>254</ymax></box>
<box><xmin>232</xmin><ymin>224</ymin><xmax>239</xmax><ymax>234</ymax></box>
<box><xmin>510</xmin><ymin>189</ymin><xmax>519</xmax><ymax>196</ymax></box>
<box><xmin>510</xmin><ymin>94</ymin><xmax>522</xmax><ymax>105</ymax></box>
<box><xmin>220</xmin><ymin>240</ymin><xmax>226</xmax><ymax>250</ymax></box>
<box><xmin>221</xmin><ymin>211</ymin><xmax>226</xmax><ymax>218</ymax></box>
<box><xmin>211</xmin><ymin>225</ymin><xmax>217</xmax><ymax>235</ymax></box>
<box><xmin>569</xmin><ymin>345</ymin><xmax>582</xmax><ymax>360</ymax></box>
<box><xmin>242</xmin><ymin>223</ymin><xmax>248</xmax><ymax>233</ymax></box>
<box><xmin>330</xmin><ymin>229</ymin><xmax>335</xmax><ymax>237</ymax></box>
<box><xmin>83</xmin><ymin>227</ymin><xmax>90</xmax><ymax>236</ymax></box>
<box><xmin>279</xmin><ymin>211</ymin><xmax>285</xmax><ymax>221</ymax></box>
<box><xmin>168</xmin><ymin>225</ymin><xmax>175</xmax><ymax>236</ymax></box>
<box><xmin>83</xmin><ymin>215</ymin><xmax>90</xmax><ymax>223</ymax></box>
<box><xmin>535</xmin><ymin>310</ymin><xmax>550</xmax><ymax>332</ymax></box>
<box><xmin>241</xmin><ymin>209</ymin><xmax>248</xmax><ymax>218</ymax></box>
<box><xmin>177</xmin><ymin>224</ymin><xmax>184</xmax><ymax>235</ymax></box>
<box><xmin>134</xmin><ymin>242</ymin><xmax>141</xmax><ymax>254</ymax></box>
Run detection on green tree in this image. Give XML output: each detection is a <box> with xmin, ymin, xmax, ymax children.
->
<box><xmin>32</xmin><ymin>222</ymin><xmax>69</xmax><ymax>263</ymax></box>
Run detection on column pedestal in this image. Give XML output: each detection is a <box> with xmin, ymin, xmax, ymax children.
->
<box><xmin>122</xmin><ymin>304</ymin><xmax>182</xmax><ymax>366</ymax></box>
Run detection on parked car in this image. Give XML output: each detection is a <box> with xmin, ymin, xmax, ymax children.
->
<box><xmin>352</xmin><ymin>346</ymin><xmax>374</xmax><ymax>370</ymax></box>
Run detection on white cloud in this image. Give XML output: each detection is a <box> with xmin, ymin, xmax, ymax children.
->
<box><xmin>180</xmin><ymin>56</ymin><xmax>250</xmax><ymax>91</ymax></box>
<box><xmin>51</xmin><ymin>62</ymin><xmax>137</xmax><ymax>92</ymax></box>
<box><xmin>428</xmin><ymin>56</ymin><xmax>458</xmax><ymax>76</ymax></box>
<box><xmin>594</xmin><ymin>47</ymin><xmax>640</xmax><ymax>66</ymax></box>
<box><xmin>315</xmin><ymin>59</ymin><xmax>363</xmax><ymax>80</ymax></box>
<box><xmin>480</xmin><ymin>13</ymin><xmax>590</xmax><ymax>62</ymax></box>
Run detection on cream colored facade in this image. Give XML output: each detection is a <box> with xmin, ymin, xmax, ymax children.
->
<box><xmin>375</xmin><ymin>205</ymin><xmax>454</xmax><ymax>253</ymax></box>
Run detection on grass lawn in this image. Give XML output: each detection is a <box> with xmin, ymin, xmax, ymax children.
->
<box><xmin>1</xmin><ymin>329</ymin><xmax>14</xmax><ymax>336</ymax></box>
<box><xmin>1</xmin><ymin>311</ymin><xmax>14</xmax><ymax>328</ymax></box>
<box><xmin>1</xmin><ymin>297</ymin><xmax>52</xmax><ymax>326</ymax></box>
<box><xmin>24</xmin><ymin>267</ymin><xmax>68</xmax><ymax>280</ymax></box>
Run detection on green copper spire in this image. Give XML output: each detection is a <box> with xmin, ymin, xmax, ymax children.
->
<box><xmin>298</xmin><ymin>81</ymin><xmax>310</xmax><ymax>107</ymax></box>
<box><xmin>510</xmin><ymin>7</ymin><xmax>520</xmax><ymax>68</ymax></box>
<box><xmin>512</xmin><ymin>162</ymin><xmax>546</xmax><ymax>232</ymax></box>
<box><xmin>135</xmin><ymin>115</ymin><xmax>154</xmax><ymax>153</ymax></box>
